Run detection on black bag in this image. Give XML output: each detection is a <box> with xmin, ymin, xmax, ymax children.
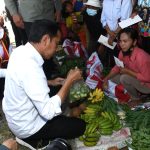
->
<box><xmin>45</xmin><ymin>138</ymin><xmax>72</xmax><ymax>150</ymax></box>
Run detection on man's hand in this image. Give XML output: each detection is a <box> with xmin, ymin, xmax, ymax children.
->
<box><xmin>66</xmin><ymin>68</ymin><xmax>83</xmax><ymax>84</ymax></box>
<box><xmin>57</xmin><ymin>68</ymin><xmax>83</xmax><ymax>102</ymax></box>
<box><xmin>12</xmin><ymin>14</ymin><xmax>24</xmax><ymax>29</ymax></box>
<box><xmin>2</xmin><ymin>139</ymin><xmax>18</xmax><ymax>150</ymax></box>
<box><xmin>48</xmin><ymin>78</ymin><xmax>65</xmax><ymax>86</ymax></box>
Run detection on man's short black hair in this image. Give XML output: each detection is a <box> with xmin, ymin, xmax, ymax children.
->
<box><xmin>28</xmin><ymin>20</ymin><xmax>60</xmax><ymax>43</ymax></box>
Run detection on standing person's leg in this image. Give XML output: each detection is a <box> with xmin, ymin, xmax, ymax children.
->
<box><xmin>120</xmin><ymin>74</ymin><xmax>150</xmax><ymax>100</ymax></box>
<box><xmin>24</xmin><ymin>22</ymin><xmax>33</xmax><ymax>38</ymax></box>
<box><xmin>18</xmin><ymin>28</ymin><xmax>28</xmax><ymax>45</ymax></box>
<box><xmin>10</xmin><ymin>21</ymin><xmax>22</xmax><ymax>47</ymax></box>
<box><xmin>17</xmin><ymin>115</ymin><xmax>86</xmax><ymax>149</ymax></box>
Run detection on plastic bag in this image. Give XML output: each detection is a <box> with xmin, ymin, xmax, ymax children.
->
<box><xmin>69</xmin><ymin>80</ymin><xmax>90</xmax><ymax>103</ymax></box>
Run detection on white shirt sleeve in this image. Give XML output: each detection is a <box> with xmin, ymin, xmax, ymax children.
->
<box><xmin>101</xmin><ymin>7</ymin><xmax>107</xmax><ymax>28</ymax></box>
<box><xmin>120</xmin><ymin>0</ymin><xmax>133</xmax><ymax>21</ymax></box>
<box><xmin>0</xmin><ymin>68</ymin><xmax>7</xmax><ymax>78</ymax></box>
<box><xmin>21</xmin><ymin>60</ymin><xmax>62</xmax><ymax>120</ymax></box>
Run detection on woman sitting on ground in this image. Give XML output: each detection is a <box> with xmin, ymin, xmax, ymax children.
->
<box><xmin>103</xmin><ymin>28</ymin><xmax>150</xmax><ymax>107</ymax></box>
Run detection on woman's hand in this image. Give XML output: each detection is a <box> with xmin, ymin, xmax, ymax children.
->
<box><xmin>120</xmin><ymin>67</ymin><xmax>130</xmax><ymax>74</ymax></box>
<box><xmin>120</xmin><ymin>67</ymin><xmax>137</xmax><ymax>78</ymax></box>
<box><xmin>102</xmin><ymin>78</ymin><xmax>108</xmax><ymax>91</ymax></box>
<box><xmin>12</xmin><ymin>14</ymin><xmax>24</xmax><ymax>29</ymax></box>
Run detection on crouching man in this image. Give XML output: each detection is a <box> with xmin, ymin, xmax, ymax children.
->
<box><xmin>2</xmin><ymin>20</ymin><xmax>86</xmax><ymax>150</ymax></box>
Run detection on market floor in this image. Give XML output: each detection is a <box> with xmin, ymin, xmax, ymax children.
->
<box><xmin>0</xmin><ymin>100</ymin><xmax>29</xmax><ymax>150</ymax></box>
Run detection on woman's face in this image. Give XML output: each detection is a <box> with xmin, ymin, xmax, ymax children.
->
<box><xmin>119</xmin><ymin>33</ymin><xmax>134</xmax><ymax>52</ymax></box>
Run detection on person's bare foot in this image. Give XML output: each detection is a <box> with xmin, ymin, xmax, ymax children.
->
<box><xmin>2</xmin><ymin>139</ymin><xmax>18</xmax><ymax>150</ymax></box>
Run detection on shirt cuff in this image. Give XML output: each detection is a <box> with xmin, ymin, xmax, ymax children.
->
<box><xmin>50</xmin><ymin>95</ymin><xmax>62</xmax><ymax>115</ymax></box>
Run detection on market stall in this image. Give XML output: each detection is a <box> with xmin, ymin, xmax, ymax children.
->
<box><xmin>54</xmin><ymin>45</ymin><xmax>150</xmax><ymax>150</ymax></box>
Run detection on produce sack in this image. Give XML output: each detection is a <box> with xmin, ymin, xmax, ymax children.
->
<box><xmin>62</xmin><ymin>39</ymin><xmax>88</xmax><ymax>59</ymax></box>
<box><xmin>69</xmin><ymin>80</ymin><xmax>90</xmax><ymax>103</ymax></box>
<box><xmin>85</xmin><ymin>52</ymin><xmax>103</xmax><ymax>89</ymax></box>
<box><xmin>105</xmin><ymin>80</ymin><xmax>130</xmax><ymax>103</ymax></box>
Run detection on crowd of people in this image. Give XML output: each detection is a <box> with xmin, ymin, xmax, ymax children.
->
<box><xmin>0</xmin><ymin>0</ymin><xmax>150</xmax><ymax>150</ymax></box>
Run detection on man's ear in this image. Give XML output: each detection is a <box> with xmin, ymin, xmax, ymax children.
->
<box><xmin>41</xmin><ymin>34</ymin><xmax>50</xmax><ymax>47</ymax></box>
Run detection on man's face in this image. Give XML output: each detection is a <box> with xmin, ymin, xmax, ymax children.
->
<box><xmin>41</xmin><ymin>31</ymin><xmax>61</xmax><ymax>60</ymax></box>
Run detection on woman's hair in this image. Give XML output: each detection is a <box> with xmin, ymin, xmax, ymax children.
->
<box><xmin>118</xmin><ymin>27</ymin><xmax>139</xmax><ymax>41</ymax></box>
<box><xmin>61</xmin><ymin>0</ymin><xmax>74</xmax><ymax>18</ymax></box>
<box><xmin>28</xmin><ymin>20</ymin><xmax>60</xmax><ymax>43</ymax></box>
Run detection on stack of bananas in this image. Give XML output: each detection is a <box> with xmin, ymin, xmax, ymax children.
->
<box><xmin>100</xmin><ymin>111</ymin><xmax>122</xmax><ymax>135</ymax></box>
<box><xmin>79</xmin><ymin>106</ymin><xmax>123</xmax><ymax>147</ymax></box>
<box><xmin>79</xmin><ymin>105</ymin><xmax>102</xmax><ymax>146</ymax></box>
<box><xmin>80</xmin><ymin>104</ymin><xmax>102</xmax><ymax>123</ymax></box>
<box><xmin>88</xmin><ymin>88</ymin><xmax>104</xmax><ymax>103</ymax></box>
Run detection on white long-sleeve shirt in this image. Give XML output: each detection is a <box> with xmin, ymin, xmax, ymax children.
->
<box><xmin>2</xmin><ymin>42</ymin><xmax>62</xmax><ymax>138</ymax></box>
<box><xmin>101</xmin><ymin>0</ymin><xmax>133</xmax><ymax>31</ymax></box>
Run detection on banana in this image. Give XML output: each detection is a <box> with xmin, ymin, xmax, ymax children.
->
<box><xmin>84</xmin><ymin>124</ymin><xmax>91</xmax><ymax>135</ymax></box>
<box><xmin>85</xmin><ymin>136</ymin><xmax>99</xmax><ymax>142</ymax></box>
<box><xmin>90</xmin><ymin>123</ymin><xmax>99</xmax><ymax>133</ymax></box>
<box><xmin>84</xmin><ymin>107</ymin><xmax>97</xmax><ymax>114</ymax></box>
<box><xmin>109</xmin><ymin>111</ymin><xmax>116</xmax><ymax>122</ymax></box>
<box><xmin>84</xmin><ymin>141</ymin><xmax>97</xmax><ymax>147</ymax></box>
<box><xmin>88</xmin><ymin>104</ymin><xmax>101</xmax><ymax>110</ymax></box>
<box><xmin>113</xmin><ymin>122</ymin><xmax>123</xmax><ymax>131</ymax></box>
<box><xmin>87</xmin><ymin>132</ymin><xmax>100</xmax><ymax>139</ymax></box>
<box><xmin>88</xmin><ymin>88</ymin><xmax>104</xmax><ymax>103</ymax></box>
<box><xmin>110</xmin><ymin>112</ymin><xmax>119</xmax><ymax>125</ymax></box>
<box><xmin>99</xmin><ymin>119</ymin><xmax>113</xmax><ymax>129</ymax></box>
<box><xmin>101</xmin><ymin>111</ymin><xmax>110</xmax><ymax>119</ymax></box>
<box><xmin>87</xmin><ymin>123</ymin><xmax>98</xmax><ymax>134</ymax></box>
<box><xmin>100</xmin><ymin>128</ymin><xmax>113</xmax><ymax>135</ymax></box>
<box><xmin>79</xmin><ymin>135</ymin><xmax>85</xmax><ymax>141</ymax></box>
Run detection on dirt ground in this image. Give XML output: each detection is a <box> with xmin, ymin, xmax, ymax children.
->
<box><xmin>0</xmin><ymin>101</ymin><xmax>29</xmax><ymax>150</ymax></box>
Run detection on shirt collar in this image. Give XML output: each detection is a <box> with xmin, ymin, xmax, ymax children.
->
<box><xmin>130</xmin><ymin>48</ymin><xmax>137</xmax><ymax>61</ymax></box>
<box><xmin>25</xmin><ymin>42</ymin><xmax>44</xmax><ymax>66</ymax></box>
<box><xmin>121</xmin><ymin>48</ymin><xmax>137</xmax><ymax>61</ymax></box>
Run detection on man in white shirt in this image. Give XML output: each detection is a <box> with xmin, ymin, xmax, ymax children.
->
<box><xmin>2</xmin><ymin>20</ymin><xmax>86</xmax><ymax>150</ymax></box>
<box><xmin>101</xmin><ymin>0</ymin><xmax>133</xmax><ymax>45</ymax></box>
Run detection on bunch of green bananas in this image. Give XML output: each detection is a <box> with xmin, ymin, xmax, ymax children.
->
<box><xmin>79</xmin><ymin>122</ymin><xmax>100</xmax><ymax>147</ymax></box>
<box><xmin>88</xmin><ymin>88</ymin><xmax>104</xmax><ymax>103</ymax></box>
<box><xmin>101</xmin><ymin>111</ymin><xmax>122</xmax><ymax>131</ymax></box>
<box><xmin>81</xmin><ymin>104</ymin><xmax>102</xmax><ymax>123</ymax></box>
<box><xmin>79</xmin><ymin>103</ymin><xmax>123</xmax><ymax>147</ymax></box>
<box><xmin>98</xmin><ymin>117</ymin><xmax>113</xmax><ymax>135</ymax></box>
<box><xmin>81</xmin><ymin>132</ymin><xmax>100</xmax><ymax>147</ymax></box>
